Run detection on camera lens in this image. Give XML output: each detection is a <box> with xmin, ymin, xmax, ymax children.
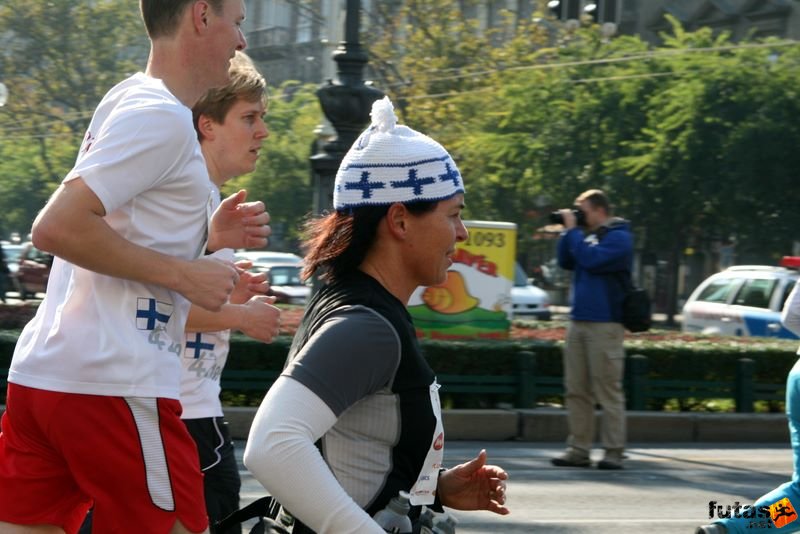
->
<box><xmin>549</xmin><ymin>209</ymin><xmax>586</xmax><ymax>226</ymax></box>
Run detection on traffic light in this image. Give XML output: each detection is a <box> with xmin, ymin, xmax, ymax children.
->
<box><xmin>547</xmin><ymin>0</ymin><xmax>580</xmax><ymax>20</ymax></box>
<box><xmin>547</xmin><ymin>0</ymin><xmax>562</xmax><ymax>19</ymax></box>
<box><xmin>547</xmin><ymin>0</ymin><xmax>617</xmax><ymax>23</ymax></box>
<box><xmin>583</xmin><ymin>2</ymin><xmax>598</xmax><ymax>22</ymax></box>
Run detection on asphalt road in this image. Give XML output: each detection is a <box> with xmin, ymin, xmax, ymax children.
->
<box><xmin>235</xmin><ymin>440</ymin><xmax>794</xmax><ymax>533</ymax></box>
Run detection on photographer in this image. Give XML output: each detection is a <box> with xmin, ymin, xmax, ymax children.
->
<box><xmin>551</xmin><ymin>189</ymin><xmax>633</xmax><ymax>470</ymax></box>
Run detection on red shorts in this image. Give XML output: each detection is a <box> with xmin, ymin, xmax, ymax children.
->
<box><xmin>0</xmin><ymin>383</ymin><xmax>208</xmax><ymax>533</ymax></box>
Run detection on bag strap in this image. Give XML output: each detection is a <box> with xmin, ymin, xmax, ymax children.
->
<box><xmin>609</xmin><ymin>269</ymin><xmax>634</xmax><ymax>293</ymax></box>
<box><xmin>214</xmin><ymin>496</ymin><xmax>279</xmax><ymax>533</ymax></box>
<box><xmin>595</xmin><ymin>227</ymin><xmax>634</xmax><ymax>291</ymax></box>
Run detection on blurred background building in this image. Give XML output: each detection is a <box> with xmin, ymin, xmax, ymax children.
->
<box><xmin>239</xmin><ymin>0</ymin><xmax>800</xmax><ymax>315</ymax></box>
<box><xmin>242</xmin><ymin>0</ymin><xmax>800</xmax><ymax>86</ymax></box>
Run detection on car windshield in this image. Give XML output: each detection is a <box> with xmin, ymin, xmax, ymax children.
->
<box><xmin>696</xmin><ymin>278</ymin><xmax>739</xmax><ymax>303</ymax></box>
<box><xmin>514</xmin><ymin>263</ymin><xmax>528</xmax><ymax>287</ymax></box>
<box><xmin>3</xmin><ymin>245</ymin><xmax>23</xmax><ymax>264</ymax></box>
<box><xmin>269</xmin><ymin>266</ymin><xmax>303</xmax><ymax>286</ymax></box>
<box><xmin>235</xmin><ymin>251</ymin><xmax>302</xmax><ymax>265</ymax></box>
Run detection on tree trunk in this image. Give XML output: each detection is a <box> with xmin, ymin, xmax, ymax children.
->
<box><xmin>664</xmin><ymin>243</ymin><xmax>682</xmax><ymax>327</ymax></box>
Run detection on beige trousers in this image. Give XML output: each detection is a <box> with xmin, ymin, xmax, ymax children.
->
<box><xmin>563</xmin><ymin>321</ymin><xmax>627</xmax><ymax>452</ymax></box>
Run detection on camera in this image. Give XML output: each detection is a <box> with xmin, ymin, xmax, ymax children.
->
<box><xmin>549</xmin><ymin>208</ymin><xmax>586</xmax><ymax>226</ymax></box>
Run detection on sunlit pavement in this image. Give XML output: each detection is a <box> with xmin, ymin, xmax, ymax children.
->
<box><xmin>235</xmin><ymin>440</ymin><xmax>793</xmax><ymax>533</ymax></box>
<box><xmin>548</xmin><ymin>305</ymin><xmax>683</xmax><ymax>327</ymax></box>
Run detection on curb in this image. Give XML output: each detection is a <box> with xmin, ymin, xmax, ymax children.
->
<box><xmin>223</xmin><ymin>407</ymin><xmax>790</xmax><ymax>443</ymax></box>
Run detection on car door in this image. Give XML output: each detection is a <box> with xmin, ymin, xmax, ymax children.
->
<box><xmin>763</xmin><ymin>277</ymin><xmax>800</xmax><ymax>339</ymax></box>
<box><xmin>682</xmin><ymin>276</ymin><xmax>745</xmax><ymax>335</ymax></box>
<box><xmin>730</xmin><ymin>277</ymin><xmax>781</xmax><ymax>337</ymax></box>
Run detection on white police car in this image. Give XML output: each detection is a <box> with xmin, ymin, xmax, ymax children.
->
<box><xmin>681</xmin><ymin>257</ymin><xmax>800</xmax><ymax>339</ymax></box>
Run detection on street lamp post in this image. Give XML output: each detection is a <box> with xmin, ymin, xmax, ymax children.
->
<box><xmin>309</xmin><ymin>0</ymin><xmax>384</xmax><ymax>216</ymax></box>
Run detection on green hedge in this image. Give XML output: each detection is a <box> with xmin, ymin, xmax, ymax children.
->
<box><xmin>620</xmin><ymin>337</ymin><xmax>799</xmax><ymax>383</ymax></box>
<box><xmin>208</xmin><ymin>334</ymin><xmax>800</xmax><ymax>410</ymax></box>
<box><xmin>400</xmin><ymin>337</ymin><xmax>796</xmax><ymax>382</ymax></box>
<box><xmin>2</xmin><ymin>331</ymin><xmax>798</xmax><ymax>409</ymax></box>
<box><xmin>2</xmin><ymin>331</ymin><xmax>797</xmax><ymax>382</ymax></box>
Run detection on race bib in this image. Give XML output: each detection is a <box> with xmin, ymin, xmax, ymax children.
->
<box><xmin>409</xmin><ymin>380</ymin><xmax>445</xmax><ymax>505</ymax></box>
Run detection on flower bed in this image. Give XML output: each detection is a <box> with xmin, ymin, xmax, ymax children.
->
<box><xmin>278</xmin><ymin>305</ymin><xmax>773</xmax><ymax>345</ymax></box>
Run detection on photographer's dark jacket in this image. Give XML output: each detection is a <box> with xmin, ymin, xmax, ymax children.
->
<box><xmin>557</xmin><ymin>218</ymin><xmax>633</xmax><ymax>323</ymax></box>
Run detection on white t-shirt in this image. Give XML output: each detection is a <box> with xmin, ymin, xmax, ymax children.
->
<box><xmin>180</xmin><ymin>325</ymin><xmax>231</xmax><ymax>419</ymax></box>
<box><xmin>180</xmin><ymin>186</ymin><xmax>232</xmax><ymax>419</ymax></box>
<box><xmin>9</xmin><ymin>73</ymin><xmax>212</xmax><ymax>400</ymax></box>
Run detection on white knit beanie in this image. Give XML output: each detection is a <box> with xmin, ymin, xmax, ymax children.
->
<box><xmin>333</xmin><ymin>97</ymin><xmax>465</xmax><ymax>210</ymax></box>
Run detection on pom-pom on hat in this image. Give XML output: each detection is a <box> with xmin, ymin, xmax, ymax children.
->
<box><xmin>333</xmin><ymin>97</ymin><xmax>465</xmax><ymax>210</ymax></box>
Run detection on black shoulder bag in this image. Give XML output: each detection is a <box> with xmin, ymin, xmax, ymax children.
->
<box><xmin>213</xmin><ymin>496</ymin><xmax>292</xmax><ymax>534</ymax></box>
<box><xmin>596</xmin><ymin>226</ymin><xmax>651</xmax><ymax>333</ymax></box>
<box><xmin>614</xmin><ymin>270</ymin><xmax>651</xmax><ymax>333</ymax></box>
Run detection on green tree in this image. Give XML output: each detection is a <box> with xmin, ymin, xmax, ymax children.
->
<box><xmin>366</xmin><ymin>0</ymin><xmax>501</xmax><ymax>125</ymax></box>
<box><xmin>604</xmin><ymin>20</ymin><xmax>800</xmax><ymax>314</ymax></box>
<box><xmin>0</xmin><ymin>0</ymin><xmax>146</xmax><ymax>237</ymax></box>
<box><xmin>225</xmin><ymin>82</ymin><xmax>321</xmax><ymax>252</ymax></box>
<box><xmin>3</xmin><ymin>0</ymin><xmax>799</xmax><ymax>323</ymax></box>
<box><xmin>368</xmin><ymin>5</ymin><xmax>800</xmax><ymax>319</ymax></box>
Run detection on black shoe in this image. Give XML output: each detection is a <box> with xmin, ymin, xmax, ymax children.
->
<box><xmin>597</xmin><ymin>458</ymin><xmax>623</xmax><ymax>470</ymax></box>
<box><xmin>597</xmin><ymin>449</ymin><xmax>624</xmax><ymax>470</ymax></box>
<box><xmin>550</xmin><ymin>450</ymin><xmax>591</xmax><ymax>468</ymax></box>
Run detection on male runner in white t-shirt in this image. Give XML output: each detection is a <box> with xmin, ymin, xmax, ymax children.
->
<box><xmin>0</xmin><ymin>2</ymin><xmax>263</xmax><ymax>533</ymax></box>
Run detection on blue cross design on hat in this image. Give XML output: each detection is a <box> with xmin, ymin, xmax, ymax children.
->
<box><xmin>185</xmin><ymin>333</ymin><xmax>215</xmax><ymax>359</ymax></box>
<box><xmin>439</xmin><ymin>162</ymin><xmax>461</xmax><ymax>188</ymax></box>
<box><xmin>333</xmin><ymin>97</ymin><xmax>465</xmax><ymax>209</ymax></box>
<box><xmin>345</xmin><ymin>171</ymin><xmax>386</xmax><ymax>200</ymax></box>
<box><xmin>391</xmin><ymin>169</ymin><xmax>436</xmax><ymax>197</ymax></box>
